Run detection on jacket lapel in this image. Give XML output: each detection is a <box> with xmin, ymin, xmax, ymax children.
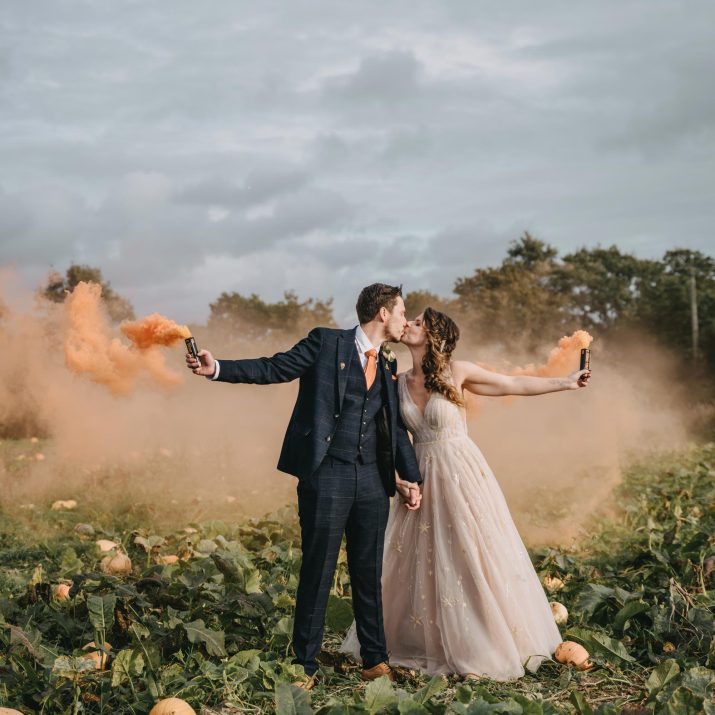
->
<box><xmin>336</xmin><ymin>328</ymin><xmax>356</xmax><ymax>407</ymax></box>
<box><xmin>379</xmin><ymin>348</ymin><xmax>395</xmax><ymax>418</ymax></box>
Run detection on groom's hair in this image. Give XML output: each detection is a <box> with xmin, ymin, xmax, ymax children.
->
<box><xmin>356</xmin><ymin>283</ymin><xmax>403</xmax><ymax>324</ymax></box>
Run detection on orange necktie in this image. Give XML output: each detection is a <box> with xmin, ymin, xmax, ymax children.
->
<box><xmin>364</xmin><ymin>348</ymin><xmax>377</xmax><ymax>389</ymax></box>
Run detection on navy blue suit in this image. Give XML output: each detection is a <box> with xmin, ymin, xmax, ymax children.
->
<box><xmin>215</xmin><ymin>326</ymin><xmax>421</xmax><ymax>674</ymax></box>
<box><xmin>214</xmin><ymin>327</ymin><xmax>421</xmax><ymax>494</ymax></box>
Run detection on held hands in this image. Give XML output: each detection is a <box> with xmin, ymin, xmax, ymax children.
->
<box><xmin>568</xmin><ymin>369</ymin><xmax>591</xmax><ymax>389</ymax></box>
<box><xmin>185</xmin><ymin>349</ymin><xmax>216</xmax><ymax>377</ymax></box>
<box><xmin>395</xmin><ymin>477</ymin><xmax>422</xmax><ymax>511</ymax></box>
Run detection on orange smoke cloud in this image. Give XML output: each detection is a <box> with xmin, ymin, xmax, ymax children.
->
<box><xmin>121</xmin><ymin>313</ymin><xmax>191</xmax><ymax>349</ymax></box>
<box><xmin>513</xmin><ymin>329</ymin><xmax>593</xmax><ymax>377</ymax></box>
<box><xmin>64</xmin><ymin>282</ymin><xmax>189</xmax><ymax>395</ymax></box>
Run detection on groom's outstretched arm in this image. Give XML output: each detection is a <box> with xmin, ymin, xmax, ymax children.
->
<box><xmin>209</xmin><ymin>328</ymin><xmax>323</xmax><ymax>385</ymax></box>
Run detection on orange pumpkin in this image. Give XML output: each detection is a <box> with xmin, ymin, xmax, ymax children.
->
<box><xmin>149</xmin><ymin>698</ymin><xmax>197</xmax><ymax>715</ymax></box>
<box><xmin>549</xmin><ymin>601</ymin><xmax>568</xmax><ymax>625</ymax></box>
<box><xmin>53</xmin><ymin>583</ymin><xmax>71</xmax><ymax>601</ymax></box>
<box><xmin>554</xmin><ymin>641</ymin><xmax>593</xmax><ymax>671</ymax></box>
<box><xmin>81</xmin><ymin>641</ymin><xmax>113</xmax><ymax>670</ymax></box>
<box><xmin>100</xmin><ymin>553</ymin><xmax>132</xmax><ymax>575</ymax></box>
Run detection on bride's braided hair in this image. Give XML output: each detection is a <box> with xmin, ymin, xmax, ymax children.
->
<box><xmin>422</xmin><ymin>307</ymin><xmax>463</xmax><ymax>407</ymax></box>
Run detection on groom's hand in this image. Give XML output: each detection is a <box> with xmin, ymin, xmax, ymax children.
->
<box><xmin>186</xmin><ymin>349</ymin><xmax>216</xmax><ymax>377</ymax></box>
<box><xmin>395</xmin><ymin>478</ymin><xmax>422</xmax><ymax>511</ymax></box>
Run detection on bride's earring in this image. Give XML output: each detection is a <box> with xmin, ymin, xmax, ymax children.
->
<box><xmin>440</xmin><ymin>339</ymin><xmax>446</xmax><ymax>353</ymax></box>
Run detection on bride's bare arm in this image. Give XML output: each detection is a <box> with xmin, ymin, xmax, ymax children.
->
<box><xmin>451</xmin><ymin>360</ymin><xmax>591</xmax><ymax>397</ymax></box>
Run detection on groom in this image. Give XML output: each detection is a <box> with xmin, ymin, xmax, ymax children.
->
<box><xmin>186</xmin><ymin>283</ymin><xmax>422</xmax><ymax>688</ymax></box>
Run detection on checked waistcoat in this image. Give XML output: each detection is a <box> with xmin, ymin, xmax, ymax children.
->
<box><xmin>326</xmin><ymin>346</ymin><xmax>383</xmax><ymax>464</ymax></box>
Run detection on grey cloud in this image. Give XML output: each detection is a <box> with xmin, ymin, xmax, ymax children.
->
<box><xmin>0</xmin><ymin>184</ymin><xmax>84</xmax><ymax>267</ymax></box>
<box><xmin>425</xmin><ymin>224</ymin><xmax>511</xmax><ymax>270</ymax></box>
<box><xmin>322</xmin><ymin>51</ymin><xmax>421</xmax><ymax>103</ymax></box>
<box><xmin>610</xmin><ymin>68</ymin><xmax>715</xmax><ymax>154</ymax></box>
<box><xmin>0</xmin><ymin>187</ymin><xmax>33</xmax><ymax>238</ymax></box>
<box><xmin>289</xmin><ymin>236</ymin><xmax>378</xmax><ymax>269</ymax></box>
<box><xmin>375</xmin><ymin>235</ymin><xmax>426</xmax><ymax>271</ymax></box>
<box><xmin>380</xmin><ymin>127</ymin><xmax>434</xmax><ymax>166</ymax></box>
<box><xmin>214</xmin><ymin>187</ymin><xmax>354</xmax><ymax>254</ymax></box>
<box><xmin>317</xmin><ymin>48</ymin><xmax>507</xmax><ymax>134</ymax></box>
<box><xmin>0</xmin><ymin>167</ymin><xmax>354</xmax><ymax>290</ymax></box>
<box><xmin>514</xmin><ymin>8</ymin><xmax>715</xmax><ymax>156</ymax></box>
<box><xmin>176</xmin><ymin>165</ymin><xmax>310</xmax><ymax>208</ymax></box>
<box><xmin>93</xmin><ymin>182</ymin><xmax>354</xmax><ymax>285</ymax></box>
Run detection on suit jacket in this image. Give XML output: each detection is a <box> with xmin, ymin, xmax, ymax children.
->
<box><xmin>214</xmin><ymin>326</ymin><xmax>421</xmax><ymax>496</ymax></box>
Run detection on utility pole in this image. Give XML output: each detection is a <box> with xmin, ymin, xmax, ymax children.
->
<box><xmin>689</xmin><ymin>266</ymin><xmax>699</xmax><ymax>362</ymax></box>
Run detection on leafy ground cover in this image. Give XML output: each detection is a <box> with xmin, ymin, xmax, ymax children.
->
<box><xmin>0</xmin><ymin>441</ymin><xmax>713</xmax><ymax>714</ymax></box>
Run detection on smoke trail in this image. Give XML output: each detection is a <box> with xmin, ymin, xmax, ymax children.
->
<box><xmin>64</xmin><ymin>282</ymin><xmax>189</xmax><ymax>395</ymax></box>
<box><xmin>121</xmin><ymin>313</ymin><xmax>191</xmax><ymax>349</ymax></box>
<box><xmin>513</xmin><ymin>330</ymin><xmax>593</xmax><ymax>377</ymax></box>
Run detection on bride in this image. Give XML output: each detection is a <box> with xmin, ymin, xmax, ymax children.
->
<box><xmin>341</xmin><ymin>307</ymin><xmax>591</xmax><ymax>680</ymax></box>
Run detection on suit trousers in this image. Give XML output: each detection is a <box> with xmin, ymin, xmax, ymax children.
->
<box><xmin>292</xmin><ymin>456</ymin><xmax>390</xmax><ymax>676</ymax></box>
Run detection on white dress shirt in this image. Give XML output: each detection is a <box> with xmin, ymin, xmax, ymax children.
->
<box><xmin>209</xmin><ymin>325</ymin><xmax>380</xmax><ymax>380</ymax></box>
<box><xmin>354</xmin><ymin>324</ymin><xmax>382</xmax><ymax>369</ymax></box>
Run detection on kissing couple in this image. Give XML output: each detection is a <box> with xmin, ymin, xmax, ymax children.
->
<box><xmin>186</xmin><ymin>283</ymin><xmax>591</xmax><ymax>687</ymax></box>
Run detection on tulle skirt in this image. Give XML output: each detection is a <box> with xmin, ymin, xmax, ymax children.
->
<box><xmin>340</xmin><ymin>434</ymin><xmax>562</xmax><ymax>680</ymax></box>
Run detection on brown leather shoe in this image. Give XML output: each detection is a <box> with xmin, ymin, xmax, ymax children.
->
<box><xmin>360</xmin><ymin>662</ymin><xmax>394</xmax><ymax>682</ymax></box>
<box><xmin>291</xmin><ymin>674</ymin><xmax>316</xmax><ymax>690</ymax></box>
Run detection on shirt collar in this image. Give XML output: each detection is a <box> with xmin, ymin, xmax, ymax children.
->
<box><xmin>355</xmin><ymin>324</ymin><xmax>381</xmax><ymax>356</ymax></box>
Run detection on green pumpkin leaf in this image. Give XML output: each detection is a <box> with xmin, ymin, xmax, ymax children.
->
<box><xmin>646</xmin><ymin>659</ymin><xmax>680</xmax><ymax>697</ymax></box>
<box><xmin>183</xmin><ymin>619</ymin><xmax>226</xmax><ymax>657</ymax></box>
<box><xmin>326</xmin><ymin>595</ymin><xmax>354</xmax><ymax>633</ymax></box>
<box><xmin>87</xmin><ymin>593</ymin><xmax>116</xmax><ymax>634</ymax></box>
<box><xmin>569</xmin><ymin>691</ymin><xmax>594</xmax><ymax>715</ymax></box>
<box><xmin>612</xmin><ymin>600</ymin><xmax>650</xmax><ymax>634</ymax></box>
<box><xmin>574</xmin><ymin>584</ymin><xmax>614</xmax><ymax>617</ymax></box>
<box><xmin>589</xmin><ymin>631</ymin><xmax>635</xmax><ymax>663</ymax></box>
<box><xmin>364</xmin><ymin>675</ymin><xmax>397</xmax><ymax>713</ymax></box>
<box><xmin>110</xmin><ymin>648</ymin><xmax>145</xmax><ymax>686</ymax></box>
<box><xmin>412</xmin><ymin>674</ymin><xmax>447</xmax><ymax>704</ymax></box>
<box><xmin>274</xmin><ymin>681</ymin><xmax>312</xmax><ymax>715</ymax></box>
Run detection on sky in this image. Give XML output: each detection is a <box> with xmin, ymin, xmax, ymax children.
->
<box><xmin>1</xmin><ymin>1</ymin><xmax>713</xmax><ymax>325</ymax></box>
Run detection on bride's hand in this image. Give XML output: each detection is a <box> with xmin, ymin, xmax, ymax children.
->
<box><xmin>395</xmin><ymin>479</ymin><xmax>422</xmax><ymax>510</ymax></box>
<box><xmin>568</xmin><ymin>369</ymin><xmax>591</xmax><ymax>389</ymax></box>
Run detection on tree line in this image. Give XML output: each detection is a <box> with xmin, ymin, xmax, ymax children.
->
<box><xmin>40</xmin><ymin>233</ymin><xmax>714</xmax><ymax>373</ymax></box>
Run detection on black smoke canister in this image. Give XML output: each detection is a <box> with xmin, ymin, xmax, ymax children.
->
<box><xmin>579</xmin><ymin>348</ymin><xmax>591</xmax><ymax>371</ymax></box>
<box><xmin>185</xmin><ymin>337</ymin><xmax>201</xmax><ymax>366</ymax></box>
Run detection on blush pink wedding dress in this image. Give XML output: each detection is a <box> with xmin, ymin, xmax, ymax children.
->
<box><xmin>340</xmin><ymin>373</ymin><xmax>562</xmax><ymax>680</ymax></box>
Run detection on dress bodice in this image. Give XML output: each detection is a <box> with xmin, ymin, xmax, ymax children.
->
<box><xmin>398</xmin><ymin>372</ymin><xmax>468</xmax><ymax>443</ymax></box>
